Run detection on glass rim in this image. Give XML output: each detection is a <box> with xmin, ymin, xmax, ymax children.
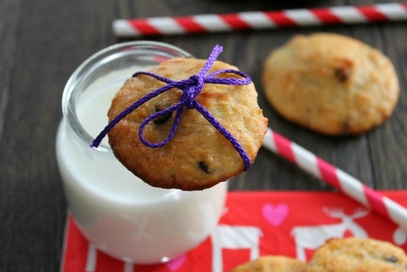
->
<box><xmin>61</xmin><ymin>41</ymin><xmax>192</xmax><ymax>154</ymax></box>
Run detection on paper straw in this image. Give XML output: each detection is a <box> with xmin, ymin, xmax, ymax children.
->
<box><xmin>113</xmin><ymin>3</ymin><xmax>407</xmax><ymax>37</ymax></box>
<box><xmin>263</xmin><ymin>127</ymin><xmax>407</xmax><ymax>230</ymax></box>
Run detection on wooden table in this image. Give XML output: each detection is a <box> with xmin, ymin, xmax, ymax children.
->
<box><xmin>1</xmin><ymin>0</ymin><xmax>406</xmax><ymax>271</ymax></box>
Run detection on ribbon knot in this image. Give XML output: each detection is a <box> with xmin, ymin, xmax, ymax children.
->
<box><xmin>91</xmin><ymin>45</ymin><xmax>253</xmax><ymax>170</ymax></box>
<box><xmin>182</xmin><ymin>75</ymin><xmax>203</xmax><ymax>109</ymax></box>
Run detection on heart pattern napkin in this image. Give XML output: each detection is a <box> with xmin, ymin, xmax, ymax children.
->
<box><xmin>61</xmin><ymin>191</ymin><xmax>407</xmax><ymax>272</ymax></box>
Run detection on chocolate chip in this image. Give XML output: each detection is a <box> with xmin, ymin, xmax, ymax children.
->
<box><xmin>334</xmin><ymin>60</ymin><xmax>353</xmax><ymax>83</ymax></box>
<box><xmin>153</xmin><ymin>104</ymin><xmax>173</xmax><ymax>124</ymax></box>
<box><xmin>198</xmin><ymin>161</ymin><xmax>210</xmax><ymax>174</ymax></box>
<box><xmin>385</xmin><ymin>256</ymin><xmax>398</xmax><ymax>263</ymax></box>
<box><xmin>334</xmin><ymin>66</ymin><xmax>352</xmax><ymax>82</ymax></box>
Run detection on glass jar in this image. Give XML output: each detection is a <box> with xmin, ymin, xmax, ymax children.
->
<box><xmin>56</xmin><ymin>41</ymin><xmax>227</xmax><ymax>264</ymax></box>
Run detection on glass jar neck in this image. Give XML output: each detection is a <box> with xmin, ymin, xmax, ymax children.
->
<box><xmin>62</xmin><ymin>41</ymin><xmax>192</xmax><ymax>155</ymax></box>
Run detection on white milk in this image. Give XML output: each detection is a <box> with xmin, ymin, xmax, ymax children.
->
<box><xmin>56</xmin><ymin>65</ymin><xmax>227</xmax><ymax>264</ymax></box>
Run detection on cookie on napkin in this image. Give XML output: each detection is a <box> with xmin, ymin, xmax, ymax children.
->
<box><xmin>231</xmin><ymin>255</ymin><xmax>307</xmax><ymax>272</ymax></box>
<box><xmin>307</xmin><ymin>237</ymin><xmax>407</xmax><ymax>271</ymax></box>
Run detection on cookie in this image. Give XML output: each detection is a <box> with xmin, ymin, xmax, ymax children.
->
<box><xmin>262</xmin><ymin>33</ymin><xmax>399</xmax><ymax>135</ymax></box>
<box><xmin>231</xmin><ymin>255</ymin><xmax>307</xmax><ymax>272</ymax></box>
<box><xmin>307</xmin><ymin>237</ymin><xmax>407</xmax><ymax>271</ymax></box>
<box><xmin>107</xmin><ymin>57</ymin><xmax>268</xmax><ymax>190</ymax></box>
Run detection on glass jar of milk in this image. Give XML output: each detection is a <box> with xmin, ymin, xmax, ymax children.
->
<box><xmin>56</xmin><ymin>41</ymin><xmax>227</xmax><ymax>264</ymax></box>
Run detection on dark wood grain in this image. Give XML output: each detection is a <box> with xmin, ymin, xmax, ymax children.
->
<box><xmin>0</xmin><ymin>0</ymin><xmax>407</xmax><ymax>271</ymax></box>
<box><xmin>0</xmin><ymin>0</ymin><xmax>21</xmax><ymax>144</ymax></box>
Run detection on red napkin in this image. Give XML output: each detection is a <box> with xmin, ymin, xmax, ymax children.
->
<box><xmin>61</xmin><ymin>191</ymin><xmax>407</xmax><ymax>272</ymax></box>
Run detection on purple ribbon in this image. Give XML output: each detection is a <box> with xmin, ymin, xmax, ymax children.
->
<box><xmin>91</xmin><ymin>45</ymin><xmax>252</xmax><ymax>170</ymax></box>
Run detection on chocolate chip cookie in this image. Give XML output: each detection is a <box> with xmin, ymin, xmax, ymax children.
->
<box><xmin>231</xmin><ymin>256</ymin><xmax>307</xmax><ymax>272</ymax></box>
<box><xmin>307</xmin><ymin>237</ymin><xmax>407</xmax><ymax>271</ymax></box>
<box><xmin>262</xmin><ymin>33</ymin><xmax>399</xmax><ymax>135</ymax></box>
<box><xmin>108</xmin><ymin>57</ymin><xmax>268</xmax><ymax>190</ymax></box>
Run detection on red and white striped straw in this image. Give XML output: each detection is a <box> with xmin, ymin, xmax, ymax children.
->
<box><xmin>113</xmin><ymin>3</ymin><xmax>407</xmax><ymax>37</ymax></box>
<box><xmin>263</xmin><ymin>127</ymin><xmax>407</xmax><ymax>229</ymax></box>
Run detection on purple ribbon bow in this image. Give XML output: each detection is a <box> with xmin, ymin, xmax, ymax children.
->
<box><xmin>91</xmin><ymin>45</ymin><xmax>252</xmax><ymax>170</ymax></box>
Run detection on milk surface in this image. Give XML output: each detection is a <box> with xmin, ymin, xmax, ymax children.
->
<box><xmin>56</xmin><ymin>66</ymin><xmax>227</xmax><ymax>263</ymax></box>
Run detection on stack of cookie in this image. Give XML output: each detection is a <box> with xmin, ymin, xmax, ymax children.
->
<box><xmin>231</xmin><ymin>237</ymin><xmax>407</xmax><ymax>271</ymax></box>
